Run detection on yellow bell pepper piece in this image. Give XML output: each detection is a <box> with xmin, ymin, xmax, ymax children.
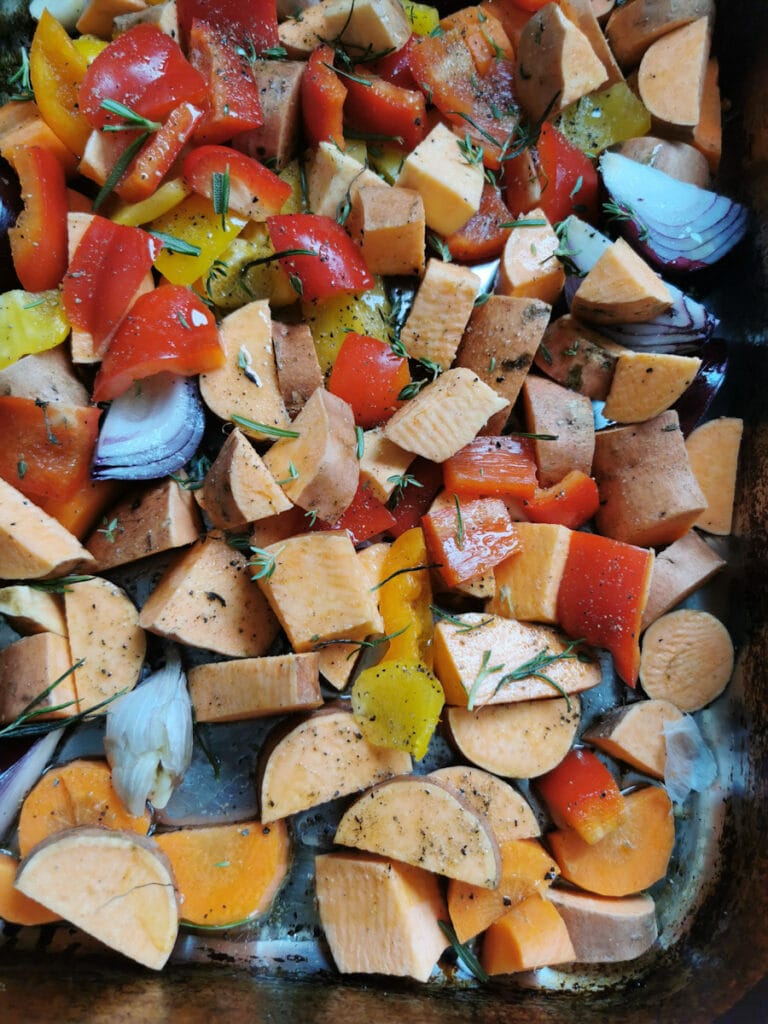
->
<box><xmin>377</xmin><ymin>526</ymin><xmax>435</xmax><ymax>669</ymax></box>
<box><xmin>202</xmin><ymin>228</ymin><xmax>298</xmax><ymax>309</ymax></box>
<box><xmin>400</xmin><ymin>0</ymin><xmax>440</xmax><ymax>35</ymax></box>
<box><xmin>351</xmin><ymin>660</ymin><xmax>444</xmax><ymax>759</ymax></box>
<box><xmin>111</xmin><ymin>178</ymin><xmax>191</xmax><ymax>227</ymax></box>
<box><xmin>556</xmin><ymin>82</ymin><xmax>652</xmax><ymax>157</ymax></box>
<box><xmin>367</xmin><ymin>141</ymin><xmax>408</xmax><ymax>185</ymax></box>
<box><xmin>303</xmin><ymin>278</ymin><xmax>391</xmax><ymax>373</ymax></box>
<box><xmin>150</xmin><ymin>193</ymin><xmax>246</xmax><ymax>287</ymax></box>
<box><xmin>30</xmin><ymin>10</ymin><xmax>91</xmax><ymax>157</ymax></box>
<box><xmin>277</xmin><ymin>160</ymin><xmax>306</xmax><ymax>214</ymax></box>
<box><xmin>0</xmin><ymin>290</ymin><xmax>70</xmax><ymax>370</ymax></box>
<box><xmin>72</xmin><ymin>34</ymin><xmax>109</xmax><ymax>65</ymax></box>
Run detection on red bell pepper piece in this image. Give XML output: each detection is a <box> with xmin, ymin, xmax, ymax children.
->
<box><xmin>386</xmin><ymin>457</ymin><xmax>444</xmax><ymax>539</ymax></box>
<box><xmin>92</xmin><ymin>284</ymin><xmax>224</xmax><ymax>403</ymax></box>
<box><xmin>62</xmin><ymin>216</ymin><xmax>161</xmax><ymax>353</ymax></box>
<box><xmin>0</xmin><ymin>396</ymin><xmax>100</xmax><ymax>503</ymax></box>
<box><xmin>79</xmin><ymin>25</ymin><xmax>207</xmax><ymax>130</ymax></box>
<box><xmin>535</xmin><ymin>123</ymin><xmax>599</xmax><ymax>224</ymax></box>
<box><xmin>343</xmin><ymin>70</ymin><xmax>428</xmax><ymax>152</ymax></box>
<box><xmin>177</xmin><ymin>0</ymin><xmax>279</xmax><ymax>51</ymax></box>
<box><xmin>327</xmin><ymin>333</ymin><xmax>410</xmax><ymax>429</ymax></box>
<box><xmin>7</xmin><ymin>144</ymin><xmax>68</xmax><ymax>292</ymax></box>
<box><xmin>440</xmin><ymin>7</ymin><xmax>515</xmax><ymax>73</ymax></box>
<box><xmin>116</xmin><ymin>102</ymin><xmax>204</xmax><ymax>204</ymax></box>
<box><xmin>422</xmin><ymin>495</ymin><xmax>520</xmax><ymax>587</ymax></box>
<box><xmin>521</xmin><ymin>470</ymin><xmax>600</xmax><ymax>529</ymax></box>
<box><xmin>371</xmin><ymin>35</ymin><xmax>419</xmax><ymax>89</ymax></box>
<box><xmin>266</xmin><ymin>213</ymin><xmax>373</xmax><ymax>303</ymax></box>
<box><xmin>188</xmin><ymin>20</ymin><xmax>263</xmax><ymax>145</ymax></box>
<box><xmin>445</xmin><ymin>182</ymin><xmax>513</xmax><ymax>262</ymax></box>
<box><xmin>314</xmin><ymin>483</ymin><xmax>397</xmax><ymax>546</ymax></box>
<box><xmin>506</xmin><ymin>0</ymin><xmax>550</xmax><ymax>11</ymax></box>
<box><xmin>556</xmin><ymin>531</ymin><xmax>654</xmax><ymax>687</ymax></box>
<box><xmin>301</xmin><ymin>45</ymin><xmax>347</xmax><ymax>151</ymax></box>
<box><xmin>182</xmin><ymin>144</ymin><xmax>291</xmax><ymax>221</ymax></box>
<box><xmin>535</xmin><ymin>748</ymin><xmax>625</xmax><ymax>844</ymax></box>
<box><xmin>443</xmin><ymin>436</ymin><xmax>539</xmax><ymax>500</ymax></box>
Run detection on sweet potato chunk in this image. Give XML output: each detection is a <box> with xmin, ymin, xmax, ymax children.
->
<box><xmin>347</xmin><ymin>185</ymin><xmax>426</xmax><ymax>277</ymax></box>
<box><xmin>429</xmin><ymin>766</ymin><xmax>541</xmax><ymax>842</ymax></box>
<box><xmin>521</xmin><ymin>375</ymin><xmax>595</xmax><ymax>486</ymax></box>
<box><xmin>482</xmin><ymin>894</ymin><xmax>576</xmax><ymax>974</ymax></box>
<box><xmin>400</xmin><ymin>259</ymin><xmax>482</xmax><ymax>369</ymax></box>
<box><xmin>685</xmin><ymin>417</ymin><xmax>743</xmax><ymax>535</ymax></box>
<box><xmin>0</xmin><ymin>632</ymin><xmax>75</xmax><ymax>724</ymax></box>
<box><xmin>638</xmin><ymin>17</ymin><xmax>711</xmax><ymax>130</ymax></box>
<box><xmin>571</xmin><ymin>238</ymin><xmax>672</xmax><ymax>324</ymax></box>
<box><xmin>188</xmin><ymin>652</ymin><xmax>322</xmax><ymax>722</ymax></box>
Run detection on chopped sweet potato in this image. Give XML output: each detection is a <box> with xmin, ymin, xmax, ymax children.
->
<box><xmin>334</xmin><ymin>775</ymin><xmax>501</xmax><ymax>888</ymax></box>
<box><xmin>271</xmin><ymin>321</ymin><xmax>324</xmax><ymax>418</ymax></box>
<box><xmin>614</xmin><ymin>136</ymin><xmax>711</xmax><ymax>187</ymax></box>
<box><xmin>521</xmin><ymin>375</ymin><xmax>595</xmax><ymax>486</ymax></box>
<box><xmin>0</xmin><ymin>632</ymin><xmax>76</xmax><ymax>725</ymax></box>
<box><xmin>488</xmin><ymin>522</ymin><xmax>572</xmax><ymax>624</ymax></box>
<box><xmin>448</xmin><ymin>838</ymin><xmax>558</xmax><ymax>942</ymax></box>
<box><xmin>188</xmin><ymin>652</ymin><xmax>323</xmax><ymax>722</ymax></box>
<box><xmin>0</xmin><ymin>586</ymin><xmax>67</xmax><ymax>636</ymax></box>
<box><xmin>497</xmin><ymin>209</ymin><xmax>565</xmax><ymax>305</ymax></box>
<box><xmin>429</xmin><ymin>766</ymin><xmax>541</xmax><ymax>842</ymax></box>
<box><xmin>605</xmin><ymin>0</ymin><xmax>714</xmax><ymax>69</ymax></box>
<box><xmin>557</xmin><ymin>0</ymin><xmax>624</xmax><ymax>84</ymax></box>
<box><xmin>445</xmin><ymin>697</ymin><xmax>581</xmax><ymax>779</ymax></box>
<box><xmin>359</xmin><ymin>427</ymin><xmax>415</xmax><ymax>504</ymax></box>
<box><xmin>685</xmin><ymin>417</ymin><xmax>743</xmax><ymax>535</ymax></box>
<box><xmin>638</xmin><ymin>17</ymin><xmax>711</xmax><ymax>130</ymax></box>
<box><xmin>315</xmin><ymin>852</ymin><xmax>447</xmax><ymax>983</ymax></box>
<box><xmin>536</xmin><ymin>315</ymin><xmax>623</xmax><ymax>400</ymax></box>
<box><xmin>259</xmin><ymin>705</ymin><xmax>412</xmax><ymax>822</ymax></box>
<box><xmin>547</xmin><ymin>888</ymin><xmax>658</xmax><ymax>962</ymax></box>
<box><xmin>602</xmin><ymin>351</ymin><xmax>701</xmax><ymax>423</ymax></box>
<box><xmin>231</xmin><ymin>60</ymin><xmax>305</xmax><ymax>169</ymax></box>
<box><xmin>154</xmin><ymin>819</ymin><xmax>290</xmax><ymax>927</ymax></box>
<box><xmin>693</xmin><ymin>57</ymin><xmax>722</xmax><ymax>171</ymax></box>
<box><xmin>571</xmin><ymin>238</ymin><xmax>672</xmax><ymax>324</ymax></box>
<box><xmin>347</xmin><ymin>185</ymin><xmax>426</xmax><ymax>277</ymax></box>
<box><xmin>639</xmin><ymin>608</ymin><xmax>734</xmax><ymax>711</ymax></box>
<box><xmin>548</xmin><ymin>785</ymin><xmax>674</xmax><ymax>897</ymax></box>
<box><xmin>640</xmin><ymin>530</ymin><xmax>725</xmax><ymax>629</ymax></box>
<box><xmin>584</xmin><ymin>698</ymin><xmax>684</xmax><ymax>777</ymax></box>
<box><xmin>481</xmin><ymin>894</ymin><xmax>576</xmax><ymax>974</ymax></box>
<box><xmin>15</xmin><ymin>827</ymin><xmax>178</xmax><ymax>970</ymax></box>
<box><xmin>0</xmin><ymin>851</ymin><xmax>60</xmax><ymax>926</ymax></box>
<box><xmin>400</xmin><ymin>259</ymin><xmax>482</xmax><ymax>369</ymax></box>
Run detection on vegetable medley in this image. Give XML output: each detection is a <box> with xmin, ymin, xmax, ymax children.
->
<box><xmin>0</xmin><ymin>0</ymin><xmax>750</xmax><ymax>985</ymax></box>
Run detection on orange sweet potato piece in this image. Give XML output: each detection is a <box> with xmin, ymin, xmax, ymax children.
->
<box><xmin>548</xmin><ymin>785</ymin><xmax>674</xmax><ymax>897</ymax></box>
<box><xmin>481</xmin><ymin>894</ymin><xmax>576</xmax><ymax>974</ymax></box>
<box><xmin>0</xmin><ymin>851</ymin><xmax>60</xmax><ymax>926</ymax></box>
<box><xmin>637</xmin><ymin>17</ymin><xmax>710</xmax><ymax>131</ymax></box>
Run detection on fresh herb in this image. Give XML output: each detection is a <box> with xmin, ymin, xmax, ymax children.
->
<box><xmin>438</xmin><ymin>920</ymin><xmax>489</xmax><ymax>984</ymax></box>
<box><xmin>488</xmin><ymin>356</ymin><xmax>497</xmax><ymax>374</ymax></box>
<box><xmin>247</xmin><ymin>545</ymin><xmax>283</xmax><ymax>581</ymax></box>
<box><xmin>487</xmin><ymin>639</ymin><xmax>587</xmax><ymax>710</ymax></box>
<box><xmin>239</xmin><ymin>248</ymin><xmax>318</xmax><ymax>278</ymax></box>
<box><xmin>289</xmin><ymin>272</ymin><xmax>304</xmax><ymax>296</ymax></box>
<box><xmin>355</xmin><ymin>425</ymin><xmax>365</xmax><ymax>459</ymax></box>
<box><xmin>498</xmin><ymin>92</ymin><xmax>561</xmax><ymax>163</ymax></box>
<box><xmin>386</xmin><ymin>472</ymin><xmax>423</xmax><ymax>505</ymax></box>
<box><xmin>22</xmin><ymin>297</ymin><xmax>46</xmax><ymax>310</ymax></box>
<box><xmin>17</xmin><ymin>458</ymin><xmax>27</xmax><ymax>480</ymax></box>
<box><xmin>457</xmin><ymin>133</ymin><xmax>484</xmax><ymax>167</ymax></box>
<box><xmin>262</xmin><ymin>45</ymin><xmax>288</xmax><ymax>59</ymax></box>
<box><xmin>0</xmin><ymin>660</ymin><xmax>126</xmax><ymax>740</ymax></box>
<box><xmin>430</xmin><ymin>607</ymin><xmax>494</xmax><ymax>633</ymax></box>
<box><xmin>313</xmin><ymin>626</ymin><xmax>409</xmax><ymax>659</ymax></box>
<box><xmin>177</xmin><ymin>311</ymin><xmax>191</xmax><ymax>330</ymax></box>
<box><xmin>507</xmin><ymin>430</ymin><xmax>559</xmax><ymax>440</ymax></box>
<box><xmin>277</xmin><ymin>461</ymin><xmax>299</xmax><ymax>485</ymax></box>
<box><xmin>397</xmin><ymin>379</ymin><xmax>428</xmax><ymax>400</ymax></box>
<box><xmin>98</xmin><ymin>516</ymin><xmax>121</xmax><ymax>543</ymax></box>
<box><xmin>149</xmin><ymin>230</ymin><xmax>203</xmax><ymax>257</ymax></box>
<box><xmin>214</xmin><ymin>861</ymin><xmax>231</xmax><ymax>868</ymax></box>
<box><xmin>169</xmin><ymin>453</ymin><xmax>212</xmax><ymax>491</ymax></box>
<box><xmin>371</xmin><ymin>563</ymin><xmax>442</xmax><ymax>591</ymax></box>
<box><xmin>205</xmin><ymin>258</ymin><xmax>229</xmax><ymax>299</ymax></box>
<box><xmin>563</xmin><ymin>340</ymin><xmax>580</xmax><ymax>356</ymax></box>
<box><xmin>466</xmin><ymin>649</ymin><xmax>505</xmax><ymax>711</ymax></box>
<box><xmin>429</xmin><ymin>24</ymin><xmax>445</xmax><ymax>36</ymax></box>
<box><xmin>325</xmin><ymin>62</ymin><xmax>372</xmax><ymax>87</ymax></box>
<box><xmin>602</xmin><ymin>198</ymin><xmax>650</xmax><ymax>242</ymax></box>
<box><xmin>34</xmin><ymin>399</ymin><xmax>59</xmax><ymax>445</ymax></box>
<box><xmin>231</xmin><ymin>414</ymin><xmax>300</xmax><ymax>438</ymax></box>
<box><xmin>304</xmin><ymin>508</ymin><xmax>319</xmax><ymax>527</ymax></box>
<box><xmin>99</xmin><ymin>98</ymin><xmax>161</xmax><ymax>133</ymax></box>
<box><xmin>7</xmin><ymin>48</ymin><xmax>33</xmax><ymax>101</ymax></box>
<box><xmin>212</xmin><ymin>167</ymin><xmax>231</xmax><ymax>230</ymax></box>
<box><xmin>538</xmin><ymin>341</ymin><xmax>553</xmax><ymax>365</ymax></box>
<box><xmin>427</xmin><ymin>232</ymin><xmax>452</xmax><ymax>262</ymax></box>
<box><xmin>500</xmin><ymin>218</ymin><xmax>547</xmax><ymax>229</ymax></box>
<box><xmin>454</xmin><ymin>494</ymin><xmax>464</xmax><ymax>549</ymax></box>
<box><xmin>569</xmin><ymin>175</ymin><xmax>583</xmax><ymax>199</ymax></box>
<box><xmin>28</xmin><ymin>575</ymin><xmax>94</xmax><ymax>593</ymax></box>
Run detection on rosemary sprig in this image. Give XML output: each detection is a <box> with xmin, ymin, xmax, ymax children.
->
<box><xmin>231</xmin><ymin>413</ymin><xmax>300</xmax><ymax>438</ymax></box>
<box><xmin>470</xmin><ymin>638</ymin><xmax>587</xmax><ymax>712</ymax></box>
<box><xmin>454</xmin><ymin>494</ymin><xmax>464</xmax><ymax>549</ymax></box>
<box><xmin>438</xmin><ymin>920</ymin><xmax>489</xmax><ymax>983</ymax></box>
<box><xmin>28</xmin><ymin>575</ymin><xmax>94</xmax><ymax>593</ymax></box>
<box><xmin>247</xmin><ymin>545</ymin><xmax>284</xmax><ymax>581</ymax></box>
<box><xmin>149</xmin><ymin>230</ymin><xmax>203</xmax><ymax>257</ymax></box>
<box><xmin>7</xmin><ymin>47</ymin><xmax>33</xmax><ymax>102</ymax></box>
<box><xmin>93</xmin><ymin>131</ymin><xmax>150</xmax><ymax>211</ymax></box>
<box><xmin>355</xmin><ymin>425</ymin><xmax>365</xmax><ymax>460</ymax></box>
<box><xmin>370</xmin><ymin>563</ymin><xmax>442</xmax><ymax>592</ymax></box>
<box><xmin>430</xmin><ymin>607</ymin><xmax>493</xmax><ymax>633</ymax></box>
<box><xmin>386</xmin><ymin>472</ymin><xmax>423</xmax><ymax>505</ymax></box>
<box><xmin>466</xmin><ymin>650</ymin><xmax>505</xmax><ymax>711</ymax></box>
<box><xmin>500</xmin><ymin>218</ymin><xmax>547</xmax><ymax>229</ymax></box>
<box><xmin>312</xmin><ymin>626</ymin><xmax>409</xmax><ymax>659</ymax></box>
<box><xmin>100</xmin><ymin>98</ymin><xmax>161</xmax><ymax>133</ymax></box>
<box><xmin>212</xmin><ymin>168</ymin><xmax>231</xmax><ymax>230</ymax></box>
<box><xmin>602</xmin><ymin>198</ymin><xmax>650</xmax><ymax>242</ymax></box>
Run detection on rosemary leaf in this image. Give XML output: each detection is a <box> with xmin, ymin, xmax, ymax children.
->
<box><xmin>92</xmin><ymin>131</ymin><xmax>150</xmax><ymax>211</ymax></box>
<box><xmin>370</xmin><ymin>563</ymin><xmax>442</xmax><ymax>591</ymax></box>
<box><xmin>438</xmin><ymin>920</ymin><xmax>489</xmax><ymax>983</ymax></box>
<box><xmin>148</xmin><ymin>231</ymin><xmax>203</xmax><ymax>257</ymax></box>
<box><xmin>231</xmin><ymin>414</ymin><xmax>300</xmax><ymax>438</ymax></box>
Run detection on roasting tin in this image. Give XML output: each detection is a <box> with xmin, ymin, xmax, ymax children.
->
<box><xmin>0</xmin><ymin>1</ymin><xmax>767</xmax><ymax>1020</ymax></box>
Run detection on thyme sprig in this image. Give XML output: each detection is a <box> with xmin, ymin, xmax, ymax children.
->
<box><xmin>7</xmin><ymin>47</ymin><xmax>33</xmax><ymax>102</ymax></box>
<box><xmin>438</xmin><ymin>920</ymin><xmax>489</xmax><ymax>983</ymax></box>
<box><xmin>467</xmin><ymin>638</ymin><xmax>587</xmax><ymax>711</ymax></box>
<box><xmin>370</xmin><ymin>563</ymin><xmax>442</xmax><ymax>591</ymax></box>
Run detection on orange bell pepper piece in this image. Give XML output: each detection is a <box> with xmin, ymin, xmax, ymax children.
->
<box><xmin>29</xmin><ymin>10</ymin><xmax>91</xmax><ymax>157</ymax></box>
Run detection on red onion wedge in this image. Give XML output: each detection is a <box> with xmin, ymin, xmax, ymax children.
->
<box><xmin>92</xmin><ymin>372</ymin><xmax>205</xmax><ymax>480</ymax></box>
<box><xmin>558</xmin><ymin>217</ymin><xmax>719</xmax><ymax>350</ymax></box>
<box><xmin>672</xmin><ymin>339</ymin><xmax>729</xmax><ymax>436</ymax></box>
<box><xmin>599</xmin><ymin>151</ymin><xmax>749</xmax><ymax>272</ymax></box>
<box><xmin>0</xmin><ymin>729</ymin><xmax>62</xmax><ymax>843</ymax></box>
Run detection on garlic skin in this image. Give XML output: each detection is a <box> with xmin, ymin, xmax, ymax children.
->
<box><xmin>104</xmin><ymin>655</ymin><xmax>193</xmax><ymax>816</ymax></box>
<box><xmin>663</xmin><ymin>713</ymin><xmax>717</xmax><ymax>804</ymax></box>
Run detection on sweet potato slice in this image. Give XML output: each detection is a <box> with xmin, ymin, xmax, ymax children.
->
<box><xmin>262</xmin><ymin>388</ymin><xmax>359</xmax><ymax>524</ymax></box>
<box><xmin>614</xmin><ymin>136</ymin><xmax>710</xmax><ymax>188</ymax></box>
<box><xmin>556</xmin><ymin>0</ymin><xmax>624</xmax><ymax>85</ymax></box>
<box><xmin>334</xmin><ymin>776</ymin><xmax>502</xmax><ymax>888</ymax></box>
<box><xmin>433</xmin><ymin>614</ymin><xmax>600</xmax><ymax>707</ymax></box>
<box><xmin>400</xmin><ymin>259</ymin><xmax>481</xmax><ymax>369</ymax></box>
<box><xmin>481</xmin><ymin>894</ymin><xmax>576</xmax><ymax>974</ymax></box>
<box><xmin>429</xmin><ymin>765</ymin><xmax>541</xmax><ymax>842</ymax></box>
<box><xmin>571</xmin><ymin>238</ymin><xmax>672</xmax><ymax>325</ymax></box>
<box><xmin>15</xmin><ymin>827</ymin><xmax>178</xmax><ymax>969</ymax></box>
<box><xmin>18</xmin><ymin>758</ymin><xmax>151</xmax><ymax>858</ymax></box>
<box><xmin>536</xmin><ymin>315</ymin><xmax>623</xmax><ymax>400</ymax></box>
<box><xmin>272</xmin><ymin>321</ymin><xmax>324</xmax><ymax>418</ymax></box>
<box><xmin>497</xmin><ymin>210</ymin><xmax>565</xmax><ymax>306</ymax></box>
<box><xmin>640</xmin><ymin>530</ymin><xmax>724</xmax><ymax>629</ymax></box>
<box><xmin>488</xmin><ymin>522</ymin><xmax>572</xmax><ymax>625</ymax></box>
<box><xmin>0</xmin><ymin>586</ymin><xmax>66</xmax><ymax>635</ymax></box>
<box><xmin>0</xmin><ymin>851</ymin><xmax>60</xmax><ymax>926</ymax></box>
<box><xmin>448</xmin><ymin>838</ymin><xmax>558</xmax><ymax>942</ymax></box>
<box><xmin>693</xmin><ymin>57</ymin><xmax>722</xmax><ymax>172</ymax></box>
<box><xmin>685</xmin><ymin>417</ymin><xmax>743</xmax><ymax>535</ymax></box>
<box><xmin>259</xmin><ymin>705</ymin><xmax>412</xmax><ymax>823</ymax></box>
<box><xmin>63</xmin><ymin>577</ymin><xmax>145</xmax><ymax>710</ymax></box>
<box><xmin>315</xmin><ymin>852</ymin><xmax>447</xmax><ymax>983</ymax></box>
<box><xmin>188</xmin><ymin>652</ymin><xmax>322</xmax><ymax>722</ymax></box>
<box><xmin>639</xmin><ymin>608</ymin><xmax>734</xmax><ymax>711</ymax></box>
<box><xmin>547</xmin><ymin>888</ymin><xmax>658</xmax><ymax>962</ymax></box>
<box><xmin>153</xmin><ymin>819</ymin><xmax>290</xmax><ymax>927</ymax></box>
<box><xmin>0</xmin><ymin>633</ymin><xmax>76</xmax><ymax>725</ymax></box>
<box><xmin>605</xmin><ymin>0</ymin><xmax>714</xmax><ymax>69</ymax></box>
<box><xmin>584</xmin><ymin>698</ymin><xmax>684</xmax><ymax>778</ymax></box>
<box><xmin>445</xmin><ymin>697</ymin><xmax>581</xmax><ymax>779</ymax></box>
<box><xmin>521</xmin><ymin>375</ymin><xmax>595</xmax><ymax>486</ymax></box>
<box><xmin>638</xmin><ymin>17</ymin><xmax>711</xmax><ymax>131</ymax></box>
<box><xmin>516</xmin><ymin>4</ymin><xmax>608</xmax><ymax>123</ymax></box>
<box><xmin>548</xmin><ymin>785</ymin><xmax>674</xmax><ymax>897</ymax></box>
<box><xmin>602</xmin><ymin>351</ymin><xmax>701</xmax><ymax>423</ymax></box>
